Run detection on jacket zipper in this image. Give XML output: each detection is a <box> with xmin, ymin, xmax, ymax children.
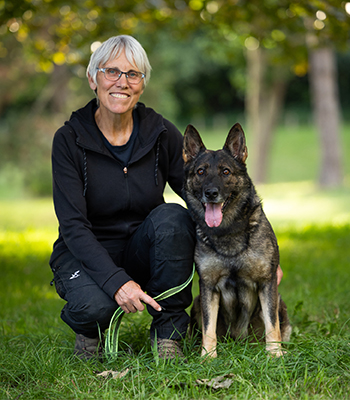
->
<box><xmin>123</xmin><ymin>166</ymin><xmax>131</xmax><ymax>209</ymax></box>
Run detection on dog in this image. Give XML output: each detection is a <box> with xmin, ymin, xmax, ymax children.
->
<box><xmin>182</xmin><ymin>123</ymin><xmax>292</xmax><ymax>358</ymax></box>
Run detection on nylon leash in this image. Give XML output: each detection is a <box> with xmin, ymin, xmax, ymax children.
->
<box><xmin>105</xmin><ymin>264</ymin><xmax>195</xmax><ymax>359</ymax></box>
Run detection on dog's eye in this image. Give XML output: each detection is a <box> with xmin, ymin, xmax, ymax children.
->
<box><xmin>223</xmin><ymin>168</ymin><xmax>231</xmax><ymax>176</ymax></box>
<box><xmin>197</xmin><ymin>168</ymin><xmax>205</xmax><ymax>176</ymax></box>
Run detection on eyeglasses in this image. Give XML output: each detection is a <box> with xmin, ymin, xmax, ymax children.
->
<box><xmin>96</xmin><ymin>67</ymin><xmax>145</xmax><ymax>85</ymax></box>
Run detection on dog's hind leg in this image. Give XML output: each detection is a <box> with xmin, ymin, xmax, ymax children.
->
<box><xmin>200</xmin><ymin>286</ymin><xmax>220</xmax><ymax>358</ymax></box>
<box><xmin>189</xmin><ymin>295</ymin><xmax>201</xmax><ymax>338</ymax></box>
<box><xmin>279</xmin><ymin>296</ymin><xmax>292</xmax><ymax>342</ymax></box>
<box><xmin>258</xmin><ymin>281</ymin><xmax>284</xmax><ymax>357</ymax></box>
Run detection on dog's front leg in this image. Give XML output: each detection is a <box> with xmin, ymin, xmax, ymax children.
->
<box><xmin>200</xmin><ymin>285</ymin><xmax>220</xmax><ymax>357</ymax></box>
<box><xmin>258</xmin><ymin>281</ymin><xmax>283</xmax><ymax>357</ymax></box>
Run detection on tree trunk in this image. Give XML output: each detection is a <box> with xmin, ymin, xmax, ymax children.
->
<box><xmin>245</xmin><ymin>47</ymin><xmax>287</xmax><ymax>183</ymax></box>
<box><xmin>245</xmin><ymin>46</ymin><xmax>262</xmax><ymax>163</ymax></box>
<box><xmin>309</xmin><ymin>47</ymin><xmax>343</xmax><ymax>188</ymax></box>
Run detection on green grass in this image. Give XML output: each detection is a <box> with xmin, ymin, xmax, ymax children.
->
<box><xmin>1</xmin><ymin>122</ymin><xmax>350</xmax><ymax>399</ymax></box>
<box><xmin>1</xmin><ymin>188</ymin><xmax>350</xmax><ymax>399</ymax></box>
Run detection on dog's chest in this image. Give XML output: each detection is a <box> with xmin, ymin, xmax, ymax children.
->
<box><xmin>195</xmin><ymin>241</ymin><xmax>256</xmax><ymax>280</ymax></box>
<box><xmin>196</xmin><ymin>253</ymin><xmax>257</xmax><ymax>290</ymax></box>
<box><xmin>195</xmin><ymin>228</ymin><xmax>273</xmax><ymax>287</ymax></box>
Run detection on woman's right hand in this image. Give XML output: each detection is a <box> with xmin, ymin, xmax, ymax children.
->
<box><xmin>114</xmin><ymin>280</ymin><xmax>162</xmax><ymax>314</ymax></box>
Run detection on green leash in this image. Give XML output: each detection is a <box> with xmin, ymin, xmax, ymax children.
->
<box><xmin>105</xmin><ymin>264</ymin><xmax>195</xmax><ymax>359</ymax></box>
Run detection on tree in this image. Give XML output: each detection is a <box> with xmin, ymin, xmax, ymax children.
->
<box><xmin>309</xmin><ymin>48</ymin><xmax>342</xmax><ymax>187</ymax></box>
<box><xmin>304</xmin><ymin>2</ymin><xmax>349</xmax><ymax>187</ymax></box>
<box><xmin>1</xmin><ymin>0</ymin><xmax>349</xmax><ymax>188</ymax></box>
<box><xmin>168</xmin><ymin>0</ymin><xmax>349</xmax><ymax>186</ymax></box>
<box><xmin>245</xmin><ymin>46</ymin><xmax>289</xmax><ymax>183</ymax></box>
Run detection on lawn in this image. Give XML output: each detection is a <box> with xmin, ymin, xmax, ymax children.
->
<box><xmin>1</xmin><ymin>123</ymin><xmax>350</xmax><ymax>399</ymax></box>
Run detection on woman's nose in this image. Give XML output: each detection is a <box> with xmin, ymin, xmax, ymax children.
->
<box><xmin>115</xmin><ymin>73</ymin><xmax>128</xmax><ymax>87</ymax></box>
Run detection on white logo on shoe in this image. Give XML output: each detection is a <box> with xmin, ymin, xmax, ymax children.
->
<box><xmin>69</xmin><ymin>270</ymin><xmax>80</xmax><ymax>280</ymax></box>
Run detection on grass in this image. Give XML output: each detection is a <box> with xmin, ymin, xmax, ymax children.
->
<box><xmin>1</xmin><ymin>189</ymin><xmax>350</xmax><ymax>399</ymax></box>
<box><xmin>1</xmin><ymin>123</ymin><xmax>350</xmax><ymax>399</ymax></box>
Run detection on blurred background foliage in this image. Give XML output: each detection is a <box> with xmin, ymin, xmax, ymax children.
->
<box><xmin>0</xmin><ymin>0</ymin><xmax>349</xmax><ymax>197</ymax></box>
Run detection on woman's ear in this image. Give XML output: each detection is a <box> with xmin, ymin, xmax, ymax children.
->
<box><xmin>88</xmin><ymin>73</ymin><xmax>97</xmax><ymax>91</ymax></box>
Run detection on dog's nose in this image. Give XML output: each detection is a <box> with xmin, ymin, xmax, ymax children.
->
<box><xmin>204</xmin><ymin>188</ymin><xmax>219</xmax><ymax>200</ymax></box>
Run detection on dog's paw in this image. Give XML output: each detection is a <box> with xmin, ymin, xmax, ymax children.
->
<box><xmin>201</xmin><ymin>335</ymin><xmax>218</xmax><ymax>358</ymax></box>
<box><xmin>266</xmin><ymin>343</ymin><xmax>286</xmax><ymax>357</ymax></box>
<box><xmin>201</xmin><ymin>347</ymin><xmax>217</xmax><ymax>358</ymax></box>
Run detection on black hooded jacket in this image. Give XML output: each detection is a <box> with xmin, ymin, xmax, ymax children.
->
<box><xmin>50</xmin><ymin>99</ymin><xmax>185</xmax><ymax>298</ymax></box>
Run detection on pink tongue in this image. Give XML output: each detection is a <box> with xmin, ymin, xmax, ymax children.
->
<box><xmin>205</xmin><ymin>203</ymin><xmax>223</xmax><ymax>227</ymax></box>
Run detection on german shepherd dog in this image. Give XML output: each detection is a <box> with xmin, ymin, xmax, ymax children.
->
<box><xmin>183</xmin><ymin>123</ymin><xmax>292</xmax><ymax>357</ymax></box>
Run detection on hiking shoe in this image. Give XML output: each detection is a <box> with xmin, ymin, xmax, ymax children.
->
<box><xmin>151</xmin><ymin>338</ymin><xmax>187</xmax><ymax>362</ymax></box>
<box><xmin>74</xmin><ymin>334</ymin><xmax>103</xmax><ymax>360</ymax></box>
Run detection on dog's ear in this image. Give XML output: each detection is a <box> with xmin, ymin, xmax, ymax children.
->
<box><xmin>183</xmin><ymin>125</ymin><xmax>206</xmax><ymax>163</ymax></box>
<box><xmin>223</xmin><ymin>123</ymin><xmax>248</xmax><ymax>164</ymax></box>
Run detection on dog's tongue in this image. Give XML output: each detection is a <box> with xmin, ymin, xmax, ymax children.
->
<box><xmin>205</xmin><ymin>203</ymin><xmax>223</xmax><ymax>228</ymax></box>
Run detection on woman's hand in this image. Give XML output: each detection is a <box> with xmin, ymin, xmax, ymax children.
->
<box><xmin>114</xmin><ymin>280</ymin><xmax>162</xmax><ymax>314</ymax></box>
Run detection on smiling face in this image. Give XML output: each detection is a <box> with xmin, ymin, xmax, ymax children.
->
<box><xmin>88</xmin><ymin>49</ymin><xmax>144</xmax><ymax>119</ymax></box>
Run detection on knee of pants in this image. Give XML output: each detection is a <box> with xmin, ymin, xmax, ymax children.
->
<box><xmin>148</xmin><ymin>203</ymin><xmax>196</xmax><ymax>247</ymax></box>
<box><xmin>144</xmin><ymin>204</ymin><xmax>196</xmax><ymax>297</ymax></box>
<box><xmin>63</xmin><ymin>286</ymin><xmax>117</xmax><ymax>332</ymax></box>
<box><xmin>150</xmin><ymin>204</ymin><xmax>196</xmax><ymax>272</ymax></box>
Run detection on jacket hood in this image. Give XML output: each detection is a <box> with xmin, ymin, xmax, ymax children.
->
<box><xmin>66</xmin><ymin>99</ymin><xmax>167</xmax><ymax>164</ymax></box>
<box><xmin>65</xmin><ymin>99</ymin><xmax>167</xmax><ymax>196</ymax></box>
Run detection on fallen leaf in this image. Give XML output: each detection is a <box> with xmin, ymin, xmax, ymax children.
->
<box><xmin>96</xmin><ymin>368</ymin><xmax>130</xmax><ymax>379</ymax></box>
<box><xmin>196</xmin><ymin>373</ymin><xmax>235</xmax><ymax>390</ymax></box>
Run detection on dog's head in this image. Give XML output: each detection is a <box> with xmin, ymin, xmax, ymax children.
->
<box><xmin>183</xmin><ymin>123</ymin><xmax>249</xmax><ymax>229</ymax></box>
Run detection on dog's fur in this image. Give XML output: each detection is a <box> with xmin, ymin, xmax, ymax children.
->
<box><xmin>182</xmin><ymin>123</ymin><xmax>292</xmax><ymax>357</ymax></box>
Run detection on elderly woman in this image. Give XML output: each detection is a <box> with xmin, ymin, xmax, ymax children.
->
<box><xmin>49</xmin><ymin>35</ymin><xmax>195</xmax><ymax>360</ymax></box>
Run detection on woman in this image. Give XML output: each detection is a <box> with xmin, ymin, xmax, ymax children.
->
<box><xmin>50</xmin><ymin>35</ymin><xmax>195</xmax><ymax>360</ymax></box>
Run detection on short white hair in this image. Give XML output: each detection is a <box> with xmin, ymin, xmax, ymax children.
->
<box><xmin>86</xmin><ymin>35</ymin><xmax>152</xmax><ymax>88</ymax></box>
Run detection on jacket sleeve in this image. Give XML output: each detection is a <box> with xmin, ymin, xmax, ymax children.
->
<box><xmin>51</xmin><ymin>126</ymin><xmax>132</xmax><ymax>298</ymax></box>
<box><xmin>163</xmin><ymin>119</ymin><xmax>185</xmax><ymax>198</ymax></box>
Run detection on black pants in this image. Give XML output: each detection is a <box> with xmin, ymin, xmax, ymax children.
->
<box><xmin>51</xmin><ymin>203</ymin><xmax>195</xmax><ymax>340</ymax></box>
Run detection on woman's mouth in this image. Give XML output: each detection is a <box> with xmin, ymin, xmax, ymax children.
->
<box><xmin>111</xmin><ymin>93</ymin><xmax>129</xmax><ymax>99</ymax></box>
